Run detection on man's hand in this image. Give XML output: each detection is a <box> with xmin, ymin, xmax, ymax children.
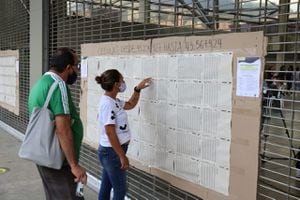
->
<box><xmin>71</xmin><ymin>164</ymin><xmax>87</xmax><ymax>184</ymax></box>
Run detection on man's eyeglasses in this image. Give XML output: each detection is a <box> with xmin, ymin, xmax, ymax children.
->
<box><xmin>74</xmin><ymin>63</ymin><xmax>81</xmax><ymax>70</ymax></box>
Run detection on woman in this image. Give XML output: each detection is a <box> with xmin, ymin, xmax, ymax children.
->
<box><xmin>95</xmin><ymin>69</ymin><xmax>151</xmax><ymax>200</ymax></box>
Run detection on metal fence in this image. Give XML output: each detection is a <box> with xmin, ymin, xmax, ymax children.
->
<box><xmin>48</xmin><ymin>0</ymin><xmax>300</xmax><ymax>199</ymax></box>
<box><xmin>0</xmin><ymin>0</ymin><xmax>30</xmax><ymax>133</ymax></box>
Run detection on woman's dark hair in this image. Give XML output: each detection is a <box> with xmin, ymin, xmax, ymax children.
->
<box><xmin>50</xmin><ymin>47</ymin><xmax>75</xmax><ymax>72</ymax></box>
<box><xmin>95</xmin><ymin>69</ymin><xmax>122</xmax><ymax>91</ymax></box>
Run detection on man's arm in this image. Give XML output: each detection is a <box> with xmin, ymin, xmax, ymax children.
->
<box><xmin>55</xmin><ymin>115</ymin><xmax>87</xmax><ymax>183</ymax></box>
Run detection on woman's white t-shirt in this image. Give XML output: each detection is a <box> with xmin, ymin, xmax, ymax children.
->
<box><xmin>98</xmin><ymin>95</ymin><xmax>131</xmax><ymax>147</ymax></box>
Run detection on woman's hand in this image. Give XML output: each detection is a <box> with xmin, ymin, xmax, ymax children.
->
<box><xmin>137</xmin><ymin>78</ymin><xmax>152</xmax><ymax>90</ymax></box>
<box><xmin>124</xmin><ymin>77</ymin><xmax>152</xmax><ymax>110</ymax></box>
<box><xmin>120</xmin><ymin>154</ymin><xmax>130</xmax><ymax>170</ymax></box>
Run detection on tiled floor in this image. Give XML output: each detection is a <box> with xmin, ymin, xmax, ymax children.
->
<box><xmin>0</xmin><ymin>128</ymin><xmax>98</xmax><ymax>200</ymax></box>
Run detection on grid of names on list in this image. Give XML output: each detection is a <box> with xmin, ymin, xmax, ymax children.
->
<box><xmin>0</xmin><ymin>56</ymin><xmax>18</xmax><ymax>107</ymax></box>
<box><xmin>86</xmin><ymin>52</ymin><xmax>233</xmax><ymax>194</ymax></box>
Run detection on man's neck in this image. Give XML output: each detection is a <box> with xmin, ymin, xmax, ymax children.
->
<box><xmin>49</xmin><ymin>69</ymin><xmax>67</xmax><ymax>82</ymax></box>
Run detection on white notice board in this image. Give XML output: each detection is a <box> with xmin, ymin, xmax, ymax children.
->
<box><xmin>85</xmin><ymin>52</ymin><xmax>233</xmax><ymax>195</ymax></box>
<box><xmin>0</xmin><ymin>50</ymin><xmax>19</xmax><ymax>115</ymax></box>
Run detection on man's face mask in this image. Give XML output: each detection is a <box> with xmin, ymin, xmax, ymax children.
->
<box><xmin>66</xmin><ymin>67</ymin><xmax>78</xmax><ymax>85</ymax></box>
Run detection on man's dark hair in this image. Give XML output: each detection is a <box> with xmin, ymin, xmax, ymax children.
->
<box><xmin>50</xmin><ymin>47</ymin><xmax>75</xmax><ymax>72</ymax></box>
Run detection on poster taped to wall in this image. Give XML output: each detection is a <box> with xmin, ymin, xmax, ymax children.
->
<box><xmin>236</xmin><ymin>57</ymin><xmax>261</xmax><ymax>97</ymax></box>
<box><xmin>84</xmin><ymin>52</ymin><xmax>233</xmax><ymax>195</ymax></box>
<box><xmin>0</xmin><ymin>50</ymin><xmax>19</xmax><ymax>115</ymax></box>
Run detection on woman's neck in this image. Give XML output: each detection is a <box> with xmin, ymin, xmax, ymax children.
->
<box><xmin>105</xmin><ymin>91</ymin><xmax>118</xmax><ymax>99</ymax></box>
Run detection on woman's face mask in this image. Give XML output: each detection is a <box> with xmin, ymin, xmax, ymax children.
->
<box><xmin>119</xmin><ymin>82</ymin><xmax>126</xmax><ymax>92</ymax></box>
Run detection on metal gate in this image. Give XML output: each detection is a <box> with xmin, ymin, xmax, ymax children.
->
<box><xmin>48</xmin><ymin>0</ymin><xmax>300</xmax><ymax>199</ymax></box>
<box><xmin>0</xmin><ymin>0</ymin><xmax>30</xmax><ymax>133</ymax></box>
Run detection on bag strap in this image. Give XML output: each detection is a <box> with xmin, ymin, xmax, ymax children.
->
<box><xmin>43</xmin><ymin>81</ymin><xmax>59</xmax><ymax>108</ymax></box>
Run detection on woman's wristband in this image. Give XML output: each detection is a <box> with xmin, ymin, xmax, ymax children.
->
<box><xmin>134</xmin><ymin>86</ymin><xmax>141</xmax><ymax>93</ymax></box>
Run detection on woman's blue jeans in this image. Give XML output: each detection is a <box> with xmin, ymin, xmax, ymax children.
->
<box><xmin>98</xmin><ymin>144</ymin><xmax>128</xmax><ymax>200</ymax></box>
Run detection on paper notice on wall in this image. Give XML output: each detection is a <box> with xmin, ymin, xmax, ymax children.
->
<box><xmin>236</xmin><ymin>57</ymin><xmax>261</xmax><ymax>97</ymax></box>
<box><xmin>81</xmin><ymin>57</ymin><xmax>88</xmax><ymax>78</ymax></box>
<box><xmin>0</xmin><ymin>55</ymin><xmax>18</xmax><ymax>108</ymax></box>
<box><xmin>85</xmin><ymin>52</ymin><xmax>233</xmax><ymax>195</ymax></box>
<box><xmin>15</xmin><ymin>60</ymin><xmax>19</xmax><ymax>73</ymax></box>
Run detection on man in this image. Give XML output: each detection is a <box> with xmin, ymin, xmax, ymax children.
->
<box><xmin>28</xmin><ymin>47</ymin><xmax>87</xmax><ymax>200</ymax></box>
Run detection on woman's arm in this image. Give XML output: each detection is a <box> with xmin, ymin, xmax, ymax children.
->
<box><xmin>124</xmin><ymin>78</ymin><xmax>152</xmax><ymax>110</ymax></box>
<box><xmin>105</xmin><ymin>124</ymin><xmax>129</xmax><ymax>170</ymax></box>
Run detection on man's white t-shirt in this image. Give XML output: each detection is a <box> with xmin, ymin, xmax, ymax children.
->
<box><xmin>98</xmin><ymin>95</ymin><xmax>131</xmax><ymax>147</ymax></box>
